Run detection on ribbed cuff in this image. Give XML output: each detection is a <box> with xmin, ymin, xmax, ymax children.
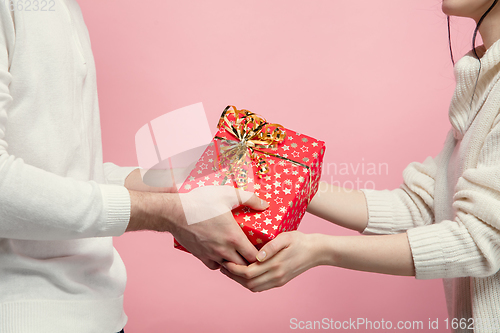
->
<box><xmin>361</xmin><ymin>188</ymin><xmax>427</xmax><ymax>235</ymax></box>
<box><xmin>361</xmin><ymin>189</ymin><xmax>397</xmax><ymax>235</ymax></box>
<box><xmin>407</xmin><ymin>221</ymin><xmax>483</xmax><ymax>280</ymax></box>
<box><xmin>97</xmin><ymin>184</ymin><xmax>131</xmax><ymax>237</ymax></box>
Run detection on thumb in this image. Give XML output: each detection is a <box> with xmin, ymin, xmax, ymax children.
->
<box><xmin>239</xmin><ymin>191</ymin><xmax>270</xmax><ymax>211</ymax></box>
<box><xmin>256</xmin><ymin>233</ymin><xmax>290</xmax><ymax>262</ymax></box>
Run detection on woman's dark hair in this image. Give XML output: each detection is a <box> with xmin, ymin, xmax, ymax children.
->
<box><xmin>447</xmin><ymin>0</ymin><xmax>499</xmax><ymax>65</ymax></box>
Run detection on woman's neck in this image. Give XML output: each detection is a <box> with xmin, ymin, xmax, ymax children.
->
<box><xmin>478</xmin><ymin>5</ymin><xmax>500</xmax><ymax>50</ymax></box>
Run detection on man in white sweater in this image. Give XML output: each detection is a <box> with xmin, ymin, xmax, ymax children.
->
<box><xmin>0</xmin><ymin>1</ymin><xmax>268</xmax><ymax>332</ymax></box>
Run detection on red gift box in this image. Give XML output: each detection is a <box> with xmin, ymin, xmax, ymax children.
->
<box><xmin>174</xmin><ymin>106</ymin><xmax>325</xmax><ymax>251</ymax></box>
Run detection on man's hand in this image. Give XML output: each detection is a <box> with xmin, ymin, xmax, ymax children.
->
<box><xmin>220</xmin><ymin>231</ymin><xmax>322</xmax><ymax>292</ymax></box>
<box><xmin>126</xmin><ymin>185</ymin><xmax>270</xmax><ymax>270</ymax></box>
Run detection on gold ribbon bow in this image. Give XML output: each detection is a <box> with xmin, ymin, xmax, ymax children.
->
<box><xmin>215</xmin><ymin>106</ymin><xmax>286</xmax><ymax>182</ymax></box>
<box><xmin>214</xmin><ymin>106</ymin><xmax>313</xmax><ymax>203</ymax></box>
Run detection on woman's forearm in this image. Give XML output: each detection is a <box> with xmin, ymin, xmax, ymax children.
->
<box><xmin>315</xmin><ymin>232</ymin><xmax>415</xmax><ymax>276</ymax></box>
<box><xmin>307</xmin><ymin>181</ymin><xmax>369</xmax><ymax>232</ymax></box>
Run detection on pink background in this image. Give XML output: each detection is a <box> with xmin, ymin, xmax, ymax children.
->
<box><xmin>79</xmin><ymin>1</ymin><xmax>478</xmax><ymax>332</ymax></box>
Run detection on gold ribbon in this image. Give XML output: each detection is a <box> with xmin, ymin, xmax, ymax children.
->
<box><xmin>214</xmin><ymin>106</ymin><xmax>314</xmax><ymax>202</ymax></box>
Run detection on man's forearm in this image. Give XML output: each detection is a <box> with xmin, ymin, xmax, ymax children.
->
<box><xmin>126</xmin><ymin>190</ymin><xmax>182</xmax><ymax>233</ymax></box>
<box><xmin>306</xmin><ymin>181</ymin><xmax>369</xmax><ymax>232</ymax></box>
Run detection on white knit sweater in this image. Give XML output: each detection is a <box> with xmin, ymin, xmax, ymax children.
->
<box><xmin>0</xmin><ymin>1</ymin><xmax>134</xmax><ymax>332</ymax></box>
<box><xmin>362</xmin><ymin>39</ymin><xmax>500</xmax><ymax>332</ymax></box>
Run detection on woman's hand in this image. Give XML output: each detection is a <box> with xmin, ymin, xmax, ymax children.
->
<box><xmin>220</xmin><ymin>231</ymin><xmax>325</xmax><ymax>292</ymax></box>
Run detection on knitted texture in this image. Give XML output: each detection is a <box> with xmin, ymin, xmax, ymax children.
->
<box><xmin>0</xmin><ymin>0</ymin><xmax>136</xmax><ymax>331</ymax></box>
<box><xmin>362</xmin><ymin>39</ymin><xmax>500</xmax><ymax>332</ymax></box>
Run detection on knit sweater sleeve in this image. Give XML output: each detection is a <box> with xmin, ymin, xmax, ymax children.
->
<box><xmin>406</xmin><ymin>115</ymin><xmax>500</xmax><ymax>279</ymax></box>
<box><xmin>360</xmin><ymin>155</ymin><xmax>438</xmax><ymax>235</ymax></box>
<box><xmin>0</xmin><ymin>7</ymin><xmax>130</xmax><ymax>241</ymax></box>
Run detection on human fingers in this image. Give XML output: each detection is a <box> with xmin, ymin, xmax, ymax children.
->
<box><xmin>236</xmin><ymin>190</ymin><xmax>270</xmax><ymax>211</ymax></box>
<box><xmin>233</xmin><ymin>229</ymin><xmax>260</xmax><ymax>264</ymax></box>
<box><xmin>255</xmin><ymin>232</ymin><xmax>293</xmax><ymax>262</ymax></box>
<box><xmin>200</xmin><ymin>258</ymin><xmax>221</xmax><ymax>270</ymax></box>
<box><xmin>220</xmin><ymin>266</ymin><xmax>285</xmax><ymax>293</ymax></box>
<box><xmin>222</xmin><ymin>260</ymin><xmax>268</xmax><ymax>280</ymax></box>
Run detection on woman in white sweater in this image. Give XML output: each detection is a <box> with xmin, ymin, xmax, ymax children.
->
<box><xmin>221</xmin><ymin>1</ymin><xmax>500</xmax><ymax>331</ymax></box>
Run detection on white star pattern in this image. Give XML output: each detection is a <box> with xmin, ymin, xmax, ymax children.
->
<box><xmin>292</xmin><ymin>170</ymin><xmax>298</xmax><ymax>175</ymax></box>
<box><xmin>254</xmin><ymin>213</ymin><xmax>261</xmax><ymax>219</ymax></box>
<box><xmin>283</xmin><ymin>169</ymin><xmax>289</xmax><ymax>174</ymax></box>
<box><xmin>282</xmin><ymin>154</ymin><xmax>288</xmax><ymax>158</ymax></box>
<box><xmin>275</xmin><ymin>215</ymin><xmax>282</xmax><ymax>221</ymax></box>
<box><xmin>272</xmin><ymin>225</ymin><xmax>278</xmax><ymax>230</ymax></box>
<box><xmin>274</xmin><ymin>173</ymin><xmax>281</xmax><ymax>179</ymax></box>
<box><xmin>248</xmin><ymin>231</ymin><xmax>254</xmax><ymax>236</ymax></box>
<box><xmin>197</xmin><ymin>180</ymin><xmax>205</xmax><ymax>187</ymax></box>
<box><xmin>279</xmin><ymin>206</ymin><xmax>287</xmax><ymax>213</ymax></box>
<box><xmin>243</xmin><ymin>216</ymin><xmax>251</xmax><ymax>221</ymax></box>
<box><xmin>299</xmin><ymin>176</ymin><xmax>305</xmax><ymax>182</ymax></box>
<box><xmin>275</xmin><ymin>197</ymin><xmax>283</xmax><ymax>204</ymax></box>
<box><xmin>189</xmin><ymin>176</ymin><xmax>195</xmax><ymax>181</ymax></box>
<box><xmin>264</xmin><ymin>210</ymin><xmax>272</xmax><ymax>216</ymax></box>
<box><xmin>184</xmin><ymin>184</ymin><xmax>192</xmax><ymax>190</ymax></box>
<box><xmin>253</xmin><ymin>222</ymin><xmax>262</xmax><ymax>229</ymax></box>
<box><xmin>274</xmin><ymin>181</ymin><xmax>281</xmax><ymax>187</ymax></box>
<box><xmin>204</xmin><ymin>176</ymin><xmax>210</xmax><ymax>180</ymax></box>
<box><xmin>292</xmin><ymin>151</ymin><xmax>300</xmax><ymax>158</ymax></box>
<box><xmin>279</xmin><ymin>161</ymin><xmax>286</xmax><ymax>166</ymax></box>
<box><xmin>313</xmin><ymin>152</ymin><xmax>318</xmax><ymax>158</ymax></box>
<box><xmin>274</xmin><ymin>189</ymin><xmax>280</xmax><ymax>195</ymax></box>
<box><xmin>208</xmin><ymin>158</ymin><xmax>214</xmax><ymax>163</ymax></box>
<box><xmin>288</xmin><ymin>136</ymin><xmax>293</xmax><ymax>140</ymax></box>
<box><xmin>283</xmin><ymin>188</ymin><xmax>292</xmax><ymax>195</ymax></box>
<box><xmin>312</xmin><ymin>142</ymin><xmax>318</xmax><ymax>147</ymax></box>
<box><xmin>207</xmin><ymin>150</ymin><xmax>214</xmax><ymax>155</ymax></box>
<box><xmin>300</xmin><ymin>146</ymin><xmax>309</xmax><ymax>153</ymax></box>
<box><xmin>197</xmin><ymin>170</ymin><xmax>202</xmax><ymax>174</ymax></box>
<box><xmin>265</xmin><ymin>184</ymin><xmax>272</xmax><ymax>190</ymax></box>
<box><xmin>268</xmin><ymin>160</ymin><xmax>275</xmax><ymax>165</ymax></box>
<box><xmin>200</xmin><ymin>163</ymin><xmax>208</xmax><ymax>170</ymax></box>
<box><xmin>262</xmin><ymin>229</ymin><xmax>268</xmax><ymax>235</ymax></box>
<box><xmin>284</xmin><ymin>179</ymin><xmax>292</xmax><ymax>186</ymax></box>
<box><xmin>282</xmin><ymin>145</ymin><xmax>290</xmax><ymax>151</ymax></box>
<box><xmin>265</xmin><ymin>176</ymin><xmax>272</xmax><ymax>181</ymax></box>
<box><xmin>212</xmin><ymin>180</ymin><xmax>220</xmax><ymax>186</ymax></box>
<box><xmin>265</xmin><ymin>193</ymin><xmax>272</xmax><ymax>199</ymax></box>
<box><xmin>264</xmin><ymin>218</ymin><xmax>272</xmax><ymax>225</ymax></box>
<box><xmin>254</xmin><ymin>184</ymin><xmax>261</xmax><ymax>190</ymax></box>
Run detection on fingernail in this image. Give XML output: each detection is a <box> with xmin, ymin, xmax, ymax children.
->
<box><xmin>261</xmin><ymin>199</ymin><xmax>270</xmax><ymax>208</ymax></box>
<box><xmin>256</xmin><ymin>251</ymin><xmax>267</xmax><ymax>262</ymax></box>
